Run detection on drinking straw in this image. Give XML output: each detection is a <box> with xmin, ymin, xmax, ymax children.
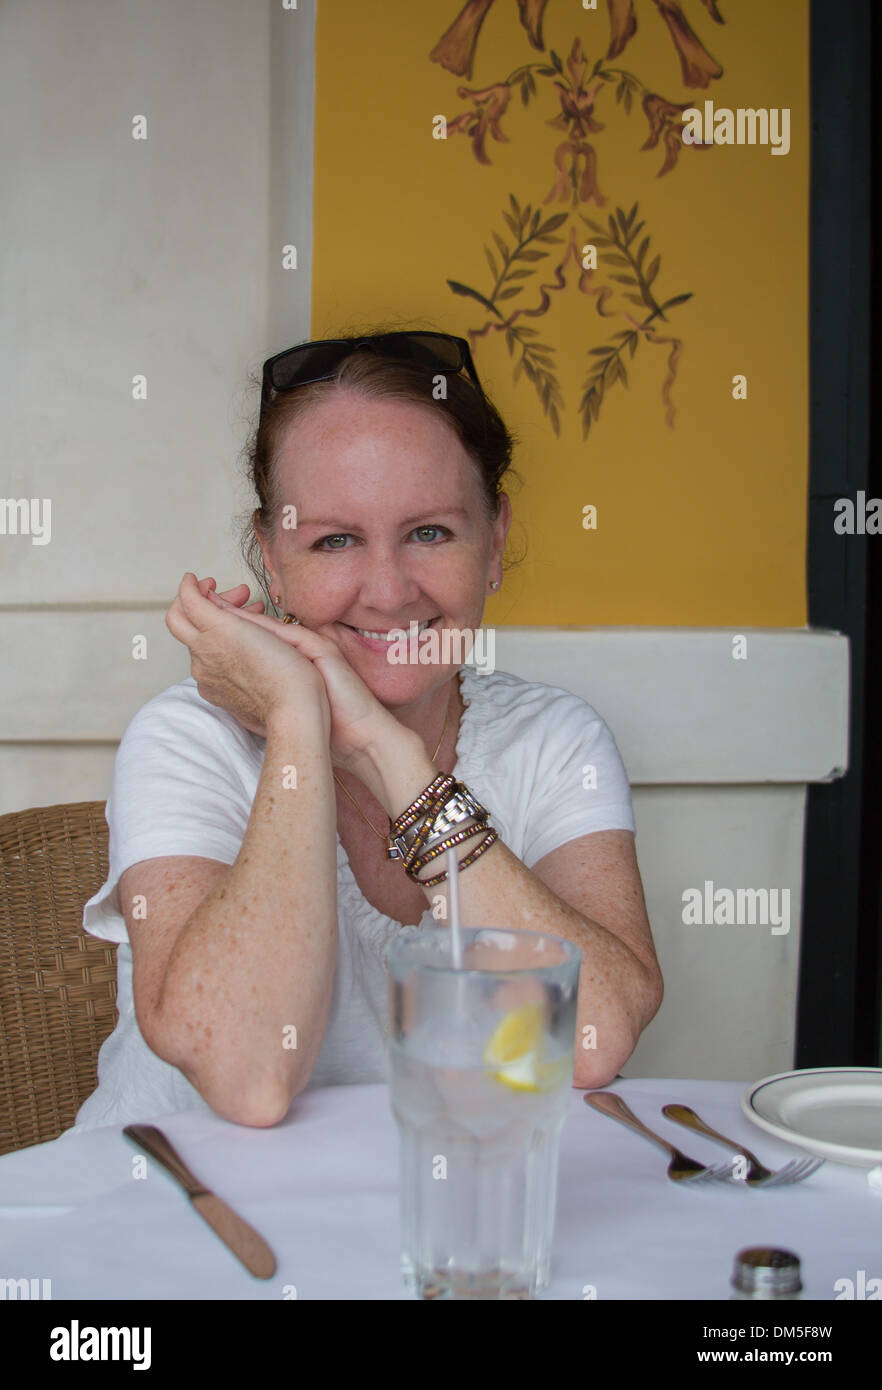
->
<box><xmin>446</xmin><ymin>847</ymin><xmax>463</xmax><ymax>969</ymax></box>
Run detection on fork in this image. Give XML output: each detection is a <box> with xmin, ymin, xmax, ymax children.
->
<box><xmin>584</xmin><ymin>1092</ymin><xmax>734</xmax><ymax>1184</ymax></box>
<box><xmin>661</xmin><ymin>1104</ymin><xmax>825</xmax><ymax>1187</ymax></box>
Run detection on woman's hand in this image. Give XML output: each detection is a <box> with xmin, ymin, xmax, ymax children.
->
<box><xmin>199</xmin><ymin>583</ymin><xmax>402</xmax><ymax>772</ymax></box>
<box><xmin>166</xmin><ymin>573</ymin><xmax>330</xmax><ymax>739</ymax></box>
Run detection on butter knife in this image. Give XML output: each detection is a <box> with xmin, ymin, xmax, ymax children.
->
<box><xmin>123</xmin><ymin>1124</ymin><xmax>276</xmax><ymax>1279</ymax></box>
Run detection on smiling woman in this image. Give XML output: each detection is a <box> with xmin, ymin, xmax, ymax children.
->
<box><xmin>73</xmin><ymin>329</ymin><xmax>663</xmax><ymax>1133</ymax></box>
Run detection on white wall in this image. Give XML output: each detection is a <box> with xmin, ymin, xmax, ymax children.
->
<box><xmin>0</xmin><ymin>1</ymin><xmax>849</xmax><ymax>1085</ymax></box>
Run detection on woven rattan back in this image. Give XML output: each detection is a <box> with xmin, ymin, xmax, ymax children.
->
<box><xmin>0</xmin><ymin>801</ymin><xmax>116</xmax><ymax>1155</ymax></box>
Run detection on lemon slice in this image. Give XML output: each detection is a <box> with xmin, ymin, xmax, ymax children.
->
<box><xmin>483</xmin><ymin>1003</ymin><xmax>544</xmax><ymax>1067</ymax></box>
<box><xmin>483</xmin><ymin>1003</ymin><xmax>566</xmax><ymax>1093</ymax></box>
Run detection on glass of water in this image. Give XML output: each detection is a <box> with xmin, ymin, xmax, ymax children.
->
<box><xmin>385</xmin><ymin>927</ymin><xmax>581</xmax><ymax>1300</ymax></box>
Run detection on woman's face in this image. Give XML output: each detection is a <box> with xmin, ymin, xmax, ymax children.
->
<box><xmin>258</xmin><ymin>393</ymin><xmax>511</xmax><ymax>710</ymax></box>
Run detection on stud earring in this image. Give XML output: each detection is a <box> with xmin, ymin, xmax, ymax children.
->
<box><xmin>490</xmin><ymin>580</ymin><xmax>500</xmax><ymax>591</ymax></box>
<box><xmin>273</xmin><ymin>594</ymin><xmax>281</xmax><ymax>604</ymax></box>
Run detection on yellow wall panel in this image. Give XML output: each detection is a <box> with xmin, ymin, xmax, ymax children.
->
<box><xmin>312</xmin><ymin>0</ymin><xmax>809</xmax><ymax>626</ymax></box>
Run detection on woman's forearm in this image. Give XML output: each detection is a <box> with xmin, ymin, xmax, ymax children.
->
<box><xmin>155</xmin><ymin>702</ymin><xmax>337</xmax><ymax>1124</ymax></box>
<box><xmin>353</xmin><ymin>719</ymin><xmax>657</xmax><ymax>1089</ymax></box>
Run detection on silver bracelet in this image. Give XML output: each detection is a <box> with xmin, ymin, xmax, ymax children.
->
<box><xmin>387</xmin><ymin>784</ymin><xmax>490</xmax><ymax>865</ymax></box>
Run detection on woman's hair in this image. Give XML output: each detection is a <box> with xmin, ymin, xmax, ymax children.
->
<box><xmin>238</xmin><ymin>342</ymin><xmax>520</xmax><ymax>606</ymax></box>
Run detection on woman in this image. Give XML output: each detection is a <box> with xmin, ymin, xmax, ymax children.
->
<box><xmin>74</xmin><ymin>330</ymin><xmax>662</xmax><ymax>1132</ymax></box>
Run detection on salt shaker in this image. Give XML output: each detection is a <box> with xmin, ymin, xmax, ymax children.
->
<box><xmin>731</xmin><ymin>1247</ymin><xmax>803</xmax><ymax>1299</ymax></box>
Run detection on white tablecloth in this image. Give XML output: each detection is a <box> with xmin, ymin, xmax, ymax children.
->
<box><xmin>1</xmin><ymin>1078</ymin><xmax>878</xmax><ymax>1300</ymax></box>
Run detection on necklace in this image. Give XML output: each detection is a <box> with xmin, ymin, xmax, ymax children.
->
<box><xmin>334</xmin><ymin>689</ymin><xmax>453</xmax><ymax>842</ymax></box>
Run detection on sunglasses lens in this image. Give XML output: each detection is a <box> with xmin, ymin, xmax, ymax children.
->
<box><xmin>266</xmin><ymin>333</ymin><xmax>474</xmax><ymax>396</ymax></box>
<box><xmin>270</xmin><ymin>343</ymin><xmax>348</xmax><ymax>391</ymax></box>
<box><xmin>375</xmin><ymin>333</ymin><xmax>463</xmax><ymax>372</ymax></box>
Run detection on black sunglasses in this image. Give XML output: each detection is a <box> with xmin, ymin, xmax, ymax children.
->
<box><xmin>260</xmin><ymin>331</ymin><xmax>486</xmax><ymax>406</ymax></box>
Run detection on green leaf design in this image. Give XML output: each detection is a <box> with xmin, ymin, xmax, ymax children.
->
<box><xmin>446</xmin><ymin>280</ymin><xmax>500</xmax><ymax>315</ymax></box>
<box><xmin>497</xmin><ymin>286</ymin><xmax>523</xmax><ymax>300</ymax></box>
<box><xmin>505</xmin><ymin>268</ymin><xmax>535</xmax><ymax>280</ymax></box>
<box><xmin>492</xmin><ymin>230</ymin><xmax>509</xmax><ymax>261</ymax></box>
<box><xmin>502</xmin><ymin>212</ymin><xmax>520</xmax><ymax>238</ymax></box>
<box><xmin>538</xmin><ymin>212</ymin><xmax>569</xmax><ymax>234</ymax></box>
<box><xmin>484</xmin><ymin>246</ymin><xmax>498</xmax><ymax>279</ymax></box>
<box><xmin>516</xmin><ymin>249</ymin><xmax>549</xmax><ymax>261</ymax></box>
<box><xmin>660</xmin><ymin>293</ymin><xmax>693</xmax><ymax>309</ymax></box>
<box><xmin>624</xmin><ymin>87</ymin><xmax>633</xmax><ymax>115</ymax></box>
<box><xmin>645</xmin><ymin>254</ymin><xmax>661</xmax><ymax>285</ymax></box>
<box><xmin>624</xmin><ymin>293</ymin><xmax>647</xmax><ymax>306</ymax></box>
<box><xmin>636</xmin><ymin>237</ymin><xmax>650</xmax><ymax>266</ymax></box>
<box><xmin>610</xmin><ymin>274</ymin><xmax>637</xmax><ymax>285</ymax></box>
<box><xmin>549</xmin><ymin>49</ymin><xmax>564</xmax><ymax>72</ymax></box>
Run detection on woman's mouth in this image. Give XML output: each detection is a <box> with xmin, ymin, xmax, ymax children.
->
<box><xmin>341</xmin><ymin>617</ymin><xmax>439</xmax><ymax>652</ymax></box>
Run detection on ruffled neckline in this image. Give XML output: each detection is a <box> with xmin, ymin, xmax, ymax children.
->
<box><xmin>335</xmin><ymin>667</ymin><xmax>489</xmax><ymax>948</ymax></box>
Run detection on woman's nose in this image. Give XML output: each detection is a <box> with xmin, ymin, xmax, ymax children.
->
<box><xmin>356</xmin><ymin>549</ymin><xmax>421</xmax><ymax>616</ymax></box>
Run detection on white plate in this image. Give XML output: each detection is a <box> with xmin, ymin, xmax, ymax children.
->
<box><xmin>742</xmin><ymin>1067</ymin><xmax>882</xmax><ymax>1166</ymax></box>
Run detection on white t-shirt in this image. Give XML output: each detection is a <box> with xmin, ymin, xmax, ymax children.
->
<box><xmin>70</xmin><ymin>666</ymin><xmax>635</xmax><ymax>1133</ymax></box>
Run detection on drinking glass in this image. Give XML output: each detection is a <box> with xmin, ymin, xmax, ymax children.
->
<box><xmin>385</xmin><ymin>927</ymin><xmax>581</xmax><ymax>1299</ymax></box>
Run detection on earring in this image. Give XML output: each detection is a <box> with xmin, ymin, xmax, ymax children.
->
<box><xmin>273</xmin><ymin>594</ymin><xmax>281</xmax><ymax>604</ymax></box>
<box><xmin>490</xmin><ymin>580</ymin><xmax>500</xmax><ymax>591</ymax></box>
<box><xmin>282</xmin><ymin>614</ymin><xmax>300</xmax><ymax>625</ymax></box>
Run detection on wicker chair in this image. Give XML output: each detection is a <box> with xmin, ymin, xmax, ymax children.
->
<box><xmin>0</xmin><ymin>801</ymin><xmax>117</xmax><ymax>1155</ymax></box>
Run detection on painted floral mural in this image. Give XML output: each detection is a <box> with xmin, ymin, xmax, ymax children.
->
<box><xmin>430</xmin><ymin>0</ymin><xmax>728</xmax><ymax>438</ymax></box>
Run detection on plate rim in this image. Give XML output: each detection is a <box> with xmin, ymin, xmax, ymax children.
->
<box><xmin>741</xmin><ymin>1065</ymin><xmax>882</xmax><ymax>1164</ymax></box>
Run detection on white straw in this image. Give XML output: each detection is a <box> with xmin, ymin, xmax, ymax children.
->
<box><xmin>446</xmin><ymin>847</ymin><xmax>463</xmax><ymax>969</ymax></box>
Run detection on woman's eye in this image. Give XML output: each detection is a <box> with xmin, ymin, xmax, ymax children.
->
<box><xmin>411</xmin><ymin>525</ymin><xmax>447</xmax><ymax>543</ymax></box>
<box><xmin>316</xmin><ymin>534</ymin><xmax>352</xmax><ymax>550</ymax></box>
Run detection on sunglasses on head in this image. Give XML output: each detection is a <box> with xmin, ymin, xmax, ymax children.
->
<box><xmin>260</xmin><ymin>331</ymin><xmax>486</xmax><ymax>408</ymax></box>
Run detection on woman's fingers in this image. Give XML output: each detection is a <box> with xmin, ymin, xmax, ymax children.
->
<box><xmin>165</xmin><ymin>594</ymin><xmax>200</xmax><ymax>645</ymax></box>
<box><xmin>178</xmin><ymin>572</ymin><xmax>232</xmax><ymax>630</ymax></box>
<box><xmin>206</xmin><ymin>593</ymin><xmax>335</xmax><ymax>659</ymax></box>
<box><xmin>217</xmin><ymin>582</ymin><xmax>253</xmax><ymax>604</ymax></box>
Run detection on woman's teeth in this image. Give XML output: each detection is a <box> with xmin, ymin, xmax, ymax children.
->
<box><xmin>352</xmin><ymin>620</ymin><xmax>434</xmax><ymax>642</ymax></box>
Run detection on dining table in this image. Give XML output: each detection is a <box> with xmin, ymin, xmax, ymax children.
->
<box><xmin>1</xmin><ymin>1075</ymin><xmax>879</xmax><ymax>1306</ymax></box>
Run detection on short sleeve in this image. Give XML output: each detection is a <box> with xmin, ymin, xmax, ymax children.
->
<box><xmin>83</xmin><ymin>681</ymin><xmax>257</xmax><ymax>943</ymax></box>
<box><xmin>520</xmin><ymin>690</ymin><xmax>635</xmax><ymax>868</ymax></box>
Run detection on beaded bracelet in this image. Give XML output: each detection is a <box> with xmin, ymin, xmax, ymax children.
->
<box><xmin>389</xmin><ymin>773</ymin><xmax>456</xmax><ymax>836</ymax></box>
<box><xmin>386</xmin><ymin>774</ymin><xmax>456</xmax><ymax>862</ymax></box>
<box><xmin>401</xmin><ymin>785</ymin><xmax>490</xmax><ymax>873</ymax></box>
<box><xmin>415</xmin><ymin>828</ymin><xmax>499</xmax><ymax>888</ymax></box>
<box><xmin>405</xmin><ymin>821</ymin><xmax>488</xmax><ymax>879</ymax></box>
<box><xmin>404</xmin><ymin>799</ymin><xmax>490</xmax><ymax>872</ymax></box>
